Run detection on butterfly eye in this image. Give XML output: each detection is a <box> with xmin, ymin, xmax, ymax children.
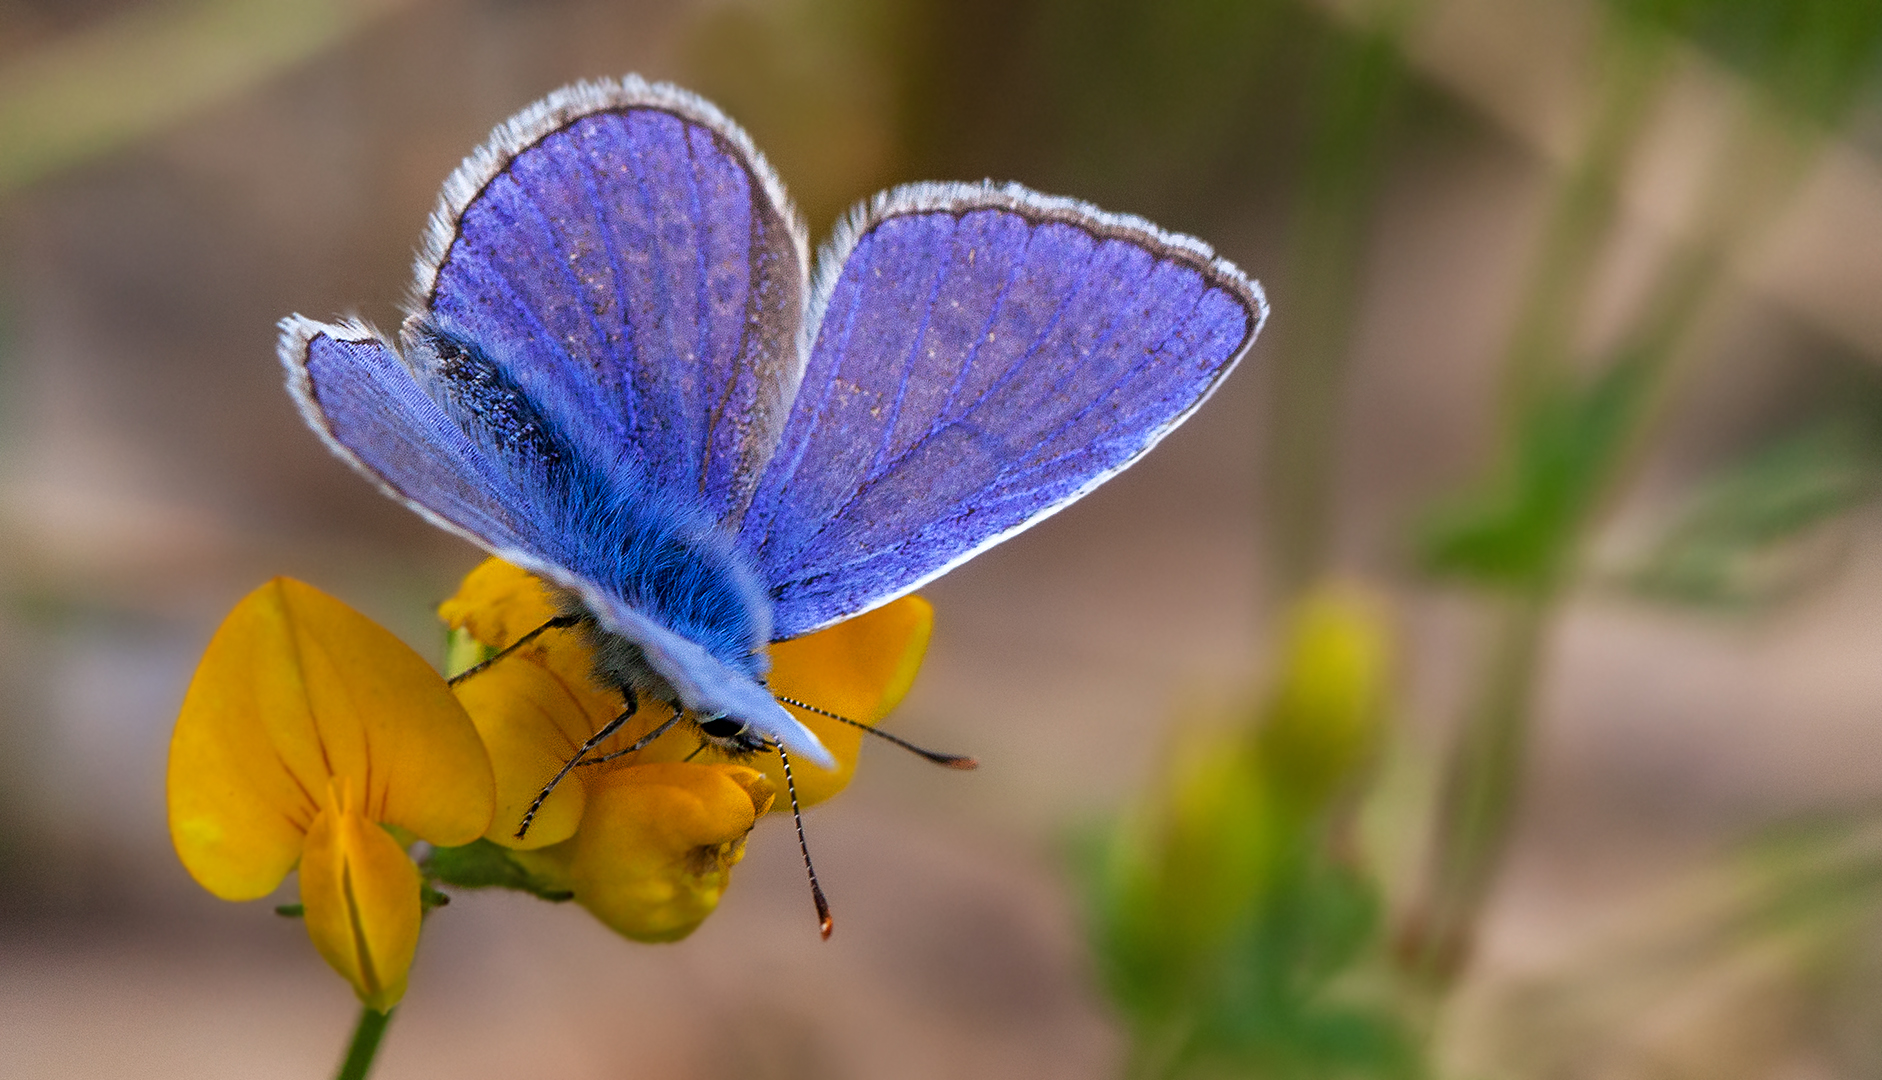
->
<box><xmin>698</xmin><ymin>716</ymin><xmax>745</xmax><ymax>740</ymax></box>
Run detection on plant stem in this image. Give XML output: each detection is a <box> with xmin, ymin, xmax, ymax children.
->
<box><xmin>1404</xmin><ymin>25</ymin><xmax>1822</xmax><ymax>1005</ymax></box>
<box><xmin>334</xmin><ymin>1005</ymin><xmax>394</xmax><ymax>1080</ymax></box>
<box><xmin>1496</xmin><ymin>19</ymin><xmax>1673</xmax><ymax>428</ymax></box>
<box><xmin>1266</xmin><ymin>0</ymin><xmax>1420</xmax><ymax>597</ymax></box>
<box><xmin>1404</xmin><ymin>587</ymin><xmax>1550</xmax><ymax>990</ymax></box>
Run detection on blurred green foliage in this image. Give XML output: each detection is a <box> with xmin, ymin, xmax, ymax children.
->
<box><xmin>0</xmin><ymin>0</ymin><xmax>412</xmax><ymax>194</ymax></box>
<box><xmin>1614</xmin><ymin>0</ymin><xmax>1882</xmax><ymax>126</ymax></box>
<box><xmin>1418</xmin><ymin>357</ymin><xmax>1655</xmax><ymax>591</ymax></box>
<box><xmin>1074</xmin><ymin>0</ymin><xmax>1882</xmax><ymax>1072</ymax></box>
<box><xmin>1480</xmin><ymin>810</ymin><xmax>1882</xmax><ymax>1080</ymax></box>
<box><xmin>1084</xmin><ymin>587</ymin><xmax>1418</xmax><ymax>1080</ymax></box>
<box><xmin>1626</xmin><ymin>420</ymin><xmax>1880</xmax><ymax>608</ymax></box>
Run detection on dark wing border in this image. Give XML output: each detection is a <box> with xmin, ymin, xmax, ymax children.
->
<box><xmin>408</xmin><ymin>75</ymin><xmax>810</xmax><ymax>323</ymax></box>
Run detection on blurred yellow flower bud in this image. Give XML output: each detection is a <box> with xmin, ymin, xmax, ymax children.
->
<box><xmin>1256</xmin><ymin>582</ymin><xmax>1393</xmax><ymax>812</ymax></box>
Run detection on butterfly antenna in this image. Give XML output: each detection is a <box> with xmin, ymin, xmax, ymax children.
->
<box><xmin>774</xmin><ymin>741</ymin><xmax>833</xmax><ymax>940</ymax></box>
<box><xmin>775</xmin><ymin>695</ymin><xmax>977</xmax><ymax>770</ymax></box>
<box><xmin>449</xmin><ymin>613</ymin><xmax>585</xmax><ymax>686</ymax></box>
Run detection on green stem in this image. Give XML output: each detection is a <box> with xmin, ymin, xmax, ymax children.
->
<box><xmin>1497</xmin><ymin>19</ymin><xmax>1674</xmax><ymax>428</ymax></box>
<box><xmin>334</xmin><ymin>1005</ymin><xmax>394</xmax><ymax>1080</ymax></box>
<box><xmin>1266</xmin><ymin>0</ymin><xmax>1421</xmax><ymax>597</ymax></box>
<box><xmin>1395</xmin><ymin>37</ymin><xmax>1674</xmax><ymax>992</ymax></box>
<box><xmin>1405</xmin><ymin>588</ymin><xmax>1550</xmax><ymax>991</ymax></box>
<box><xmin>1404</xmin><ymin>28</ymin><xmax>1823</xmax><ymax>1007</ymax></box>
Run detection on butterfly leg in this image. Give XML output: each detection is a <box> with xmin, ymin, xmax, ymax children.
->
<box><xmin>449</xmin><ymin>613</ymin><xmax>586</xmax><ymax>686</ymax></box>
<box><xmin>513</xmin><ymin>698</ymin><xmax>686</xmax><ymax>839</ymax></box>
<box><xmin>513</xmin><ymin>689</ymin><xmax>634</xmax><ymax>839</ymax></box>
<box><xmin>579</xmin><ymin>703</ymin><xmax>687</xmax><ymax>765</ymax></box>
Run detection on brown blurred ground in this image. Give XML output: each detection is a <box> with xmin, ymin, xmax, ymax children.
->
<box><xmin>2</xmin><ymin>0</ymin><xmax>1881</xmax><ymax>1077</ymax></box>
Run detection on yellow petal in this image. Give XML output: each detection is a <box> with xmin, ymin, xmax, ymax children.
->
<box><xmin>566</xmin><ymin>763</ymin><xmax>775</xmax><ymax>942</ymax></box>
<box><xmin>169</xmin><ymin>580</ymin><xmax>495</xmax><ymax>900</ymax></box>
<box><xmin>436</xmin><ymin>558</ymin><xmax>560</xmax><ymax>649</ymax></box>
<box><xmin>441</xmin><ymin>557</ymin><xmax>621</xmax><ymax>730</ymax></box>
<box><xmin>169</xmin><ymin>581</ymin><xmax>324</xmax><ymax>899</ymax></box>
<box><xmin>453</xmin><ymin>658</ymin><xmax>593</xmax><ymax>850</ymax></box>
<box><xmin>760</xmin><ymin>596</ymin><xmax>933</xmax><ymax>809</ymax></box>
<box><xmin>300</xmin><ymin>779</ymin><xmax>421</xmax><ymax>1012</ymax></box>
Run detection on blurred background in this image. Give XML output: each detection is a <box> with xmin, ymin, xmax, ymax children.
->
<box><xmin>5</xmin><ymin>0</ymin><xmax>1882</xmax><ymax>1076</ymax></box>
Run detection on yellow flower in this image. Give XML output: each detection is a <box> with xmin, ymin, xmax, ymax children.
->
<box><xmin>437</xmin><ymin>558</ymin><xmax>933</xmax><ymax>939</ymax></box>
<box><xmin>504</xmin><ymin>762</ymin><xmax>777</xmax><ymax>941</ymax></box>
<box><xmin>168</xmin><ymin>578</ymin><xmax>495</xmax><ymax>1011</ymax></box>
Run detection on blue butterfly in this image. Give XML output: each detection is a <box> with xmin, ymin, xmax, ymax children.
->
<box><xmin>279</xmin><ymin>76</ymin><xmax>1267</xmax><ymax>786</ymax></box>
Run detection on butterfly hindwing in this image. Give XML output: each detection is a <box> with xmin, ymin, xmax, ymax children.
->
<box><xmin>283</xmin><ymin>315</ymin><xmax>833</xmax><ymax>762</ymax></box>
<box><xmin>280</xmin><ymin>317</ymin><xmax>570</xmax><ymax>567</ymax></box>
<box><xmin>738</xmin><ymin>182</ymin><xmax>1268</xmax><ymax>639</ymax></box>
<box><xmin>413</xmin><ymin>77</ymin><xmax>808</xmax><ymax>526</ymax></box>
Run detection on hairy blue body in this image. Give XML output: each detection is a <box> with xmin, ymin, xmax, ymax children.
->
<box><xmin>418</xmin><ymin>323</ymin><xmax>771</xmax><ymax>692</ymax></box>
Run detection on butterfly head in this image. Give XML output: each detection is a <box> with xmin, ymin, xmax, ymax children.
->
<box><xmin>694</xmin><ymin>712</ymin><xmax>769</xmax><ymax>757</ymax></box>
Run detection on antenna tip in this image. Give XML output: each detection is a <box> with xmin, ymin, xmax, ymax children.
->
<box><xmin>813</xmin><ymin>888</ymin><xmax>834</xmax><ymax>939</ymax></box>
<box><xmin>941</xmin><ymin>755</ymin><xmax>979</xmax><ymax>770</ymax></box>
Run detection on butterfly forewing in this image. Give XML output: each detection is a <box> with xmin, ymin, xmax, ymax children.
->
<box><xmin>739</xmin><ymin>183</ymin><xmax>1267</xmax><ymax>639</ymax></box>
<box><xmin>414</xmin><ymin>78</ymin><xmax>808</xmax><ymax>526</ymax></box>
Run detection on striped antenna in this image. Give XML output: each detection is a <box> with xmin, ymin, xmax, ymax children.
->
<box><xmin>774</xmin><ymin>741</ymin><xmax>833</xmax><ymax>939</ymax></box>
<box><xmin>775</xmin><ymin>696</ymin><xmax>977</xmax><ymax>770</ymax></box>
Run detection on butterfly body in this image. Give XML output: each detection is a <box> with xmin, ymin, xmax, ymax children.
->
<box><xmin>281</xmin><ymin>77</ymin><xmax>1267</xmax><ymax>769</ymax></box>
<box><xmin>406</xmin><ymin>319</ymin><xmax>783</xmax><ymax>754</ymax></box>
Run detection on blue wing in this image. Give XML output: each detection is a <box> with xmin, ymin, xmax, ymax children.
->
<box><xmin>279</xmin><ymin>78</ymin><xmax>834</xmax><ymax>765</ymax></box>
<box><xmin>737</xmin><ymin>183</ymin><xmax>1268</xmax><ymax>639</ymax></box>
<box><xmin>281</xmin><ymin>317</ymin><xmax>835</xmax><ymax>767</ymax></box>
<box><xmin>280</xmin><ymin>318</ymin><xmax>569</xmax><ymax>567</ymax></box>
<box><xmin>412</xmin><ymin>76</ymin><xmax>807</xmax><ymax>526</ymax></box>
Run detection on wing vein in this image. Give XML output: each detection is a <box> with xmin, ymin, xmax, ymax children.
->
<box><xmin>769</xmin><ymin>232</ymin><xmax>1107</xmax><ymax>577</ymax></box>
<box><xmin>748</xmin><ymin>235</ymin><xmax>875</xmax><ymax>557</ymax></box>
<box><xmin>506</xmin><ymin>172</ymin><xmax>621</xmax><ymax>365</ymax></box>
<box><xmin>680</xmin><ymin>121</ymin><xmax>714</xmax><ymax>495</ymax></box>
<box><xmin>1010</xmin><ymin>279</ymin><xmax>1214</xmax><ymax>479</ymax></box>
<box><xmin>987</xmin><ymin>252</ymin><xmax>1173</xmax><ymax>482</ymax></box>
<box><xmin>626</xmin><ymin>117</ymin><xmax>678</xmax><ymax>458</ymax></box>
<box><xmin>455</xmin><ymin>245</ymin><xmax>586</xmax><ymax>376</ymax></box>
<box><xmin>863</xmin><ymin>220</ymin><xmax>952</xmax><ymax>478</ymax></box>
<box><xmin>939</xmin><ymin>231</ymin><xmax>1105</xmax><ymax>430</ymax></box>
<box><xmin>575</xmin><ymin>121</ymin><xmax>639</xmax><ymax>436</ymax></box>
<box><xmin>934</xmin><ymin>218</ymin><xmax>1030</xmax><ymax>425</ymax></box>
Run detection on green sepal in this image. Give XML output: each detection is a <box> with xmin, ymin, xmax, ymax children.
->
<box><xmin>422</xmin><ymin>838</ymin><xmax>574</xmax><ymax>902</ymax></box>
<box><xmin>443</xmin><ymin>626</ymin><xmax>496</xmax><ymax>681</ymax></box>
